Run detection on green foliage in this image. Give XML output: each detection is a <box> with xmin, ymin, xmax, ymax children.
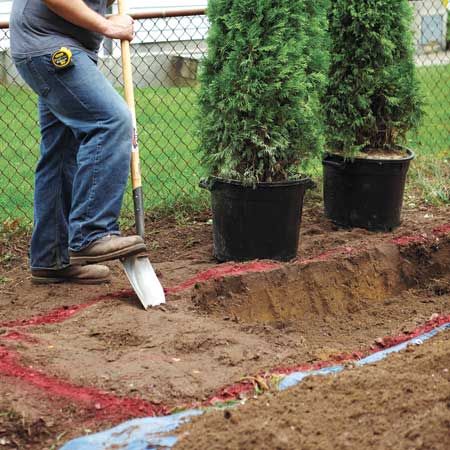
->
<box><xmin>324</xmin><ymin>0</ymin><xmax>423</xmax><ymax>156</ymax></box>
<box><xmin>199</xmin><ymin>0</ymin><xmax>329</xmax><ymax>184</ymax></box>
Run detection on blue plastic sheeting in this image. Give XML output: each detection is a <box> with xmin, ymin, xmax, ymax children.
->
<box><xmin>61</xmin><ymin>322</ymin><xmax>450</xmax><ymax>450</ymax></box>
<box><xmin>279</xmin><ymin>322</ymin><xmax>450</xmax><ymax>390</ymax></box>
<box><xmin>278</xmin><ymin>364</ymin><xmax>343</xmax><ymax>390</ymax></box>
<box><xmin>355</xmin><ymin>324</ymin><xmax>449</xmax><ymax>366</ymax></box>
<box><xmin>60</xmin><ymin>410</ymin><xmax>203</xmax><ymax>450</ymax></box>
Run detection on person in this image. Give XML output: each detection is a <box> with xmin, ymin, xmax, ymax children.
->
<box><xmin>10</xmin><ymin>0</ymin><xmax>147</xmax><ymax>284</ymax></box>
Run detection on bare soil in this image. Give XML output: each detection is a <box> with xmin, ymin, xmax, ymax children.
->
<box><xmin>357</xmin><ymin>147</ymin><xmax>410</xmax><ymax>160</ymax></box>
<box><xmin>176</xmin><ymin>332</ymin><xmax>450</xmax><ymax>450</ymax></box>
<box><xmin>0</xmin><ymin>203</ymin><xmax>449</xmax><ymax>449</ymax></box>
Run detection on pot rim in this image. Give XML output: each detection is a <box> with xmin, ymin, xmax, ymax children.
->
<box><xmin>201</xmin><ymin>175</ymin><xmax>314</xmax><ymax>189</ymax></box>
<box><xmin>324</xmin><ymin>147</ymin><xmax>415</xmax><ymax>164</ymax></box>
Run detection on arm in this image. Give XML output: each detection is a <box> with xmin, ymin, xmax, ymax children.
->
<box><xmin>43</xmin><ymin>0</ymin><xmax>133</xmax><ymax>40</ymax></box>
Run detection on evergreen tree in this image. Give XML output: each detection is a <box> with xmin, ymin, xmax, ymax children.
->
<box><xmin>324</xmin><ymin>0</ymin><xmax>422</xmax><ymax>156</ymax></box>
<box><xmin>199</xmin><ymin>0</ymin><xmax>329</xmax><ymax>184</ymax></box>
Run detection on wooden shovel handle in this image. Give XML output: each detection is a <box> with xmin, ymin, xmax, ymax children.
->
<box><xmin>118</xmin><ymin>0</ymin><xmax>145</xmax><ymax>237</ymax></box>
<box><xmin>118</xmin><ymin>0</ymin><xmax>141</xmax><ymax>190</ymax></box>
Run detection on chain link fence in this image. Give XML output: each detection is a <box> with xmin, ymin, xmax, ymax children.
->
<box><xmin>0</xmin><ymin>4</ymin><xmax>449</xmax><ymax>226</ymax></box>
<box><xmin>0</xmin><ymin>9</ymin><xmax>209</xmax><ymax>225</ymax></box>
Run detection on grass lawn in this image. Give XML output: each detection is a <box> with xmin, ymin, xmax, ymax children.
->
<box><xmin>0</xmin><ymin>64</ymin><xmax>449</xmax><ymax>226</ymax></box>
<box><xmin>0</xmin><ymin>85</ymin><xmax>208</xmax><ymax>226</ymax></box>
<box><xmin>407</xmin><ymin>64</ymin><xmax>450</xmax><ymax>204</ymax></box>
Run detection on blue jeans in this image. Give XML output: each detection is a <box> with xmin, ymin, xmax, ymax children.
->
<box><xmin>14</xmin><ymin>50</ymin><xmax>132</xmax><ymax>270</ymax></box>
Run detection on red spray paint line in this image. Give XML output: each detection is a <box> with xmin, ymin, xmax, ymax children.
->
<box><xmin>0</xmin><ymin>291</ymin><xmax>132</xmax><ymax>329</ymax></box>
<box><xmin>0</xmin><ymin>265</ymin><xmax>279</xmax><ymax>330</ymax></box>
<box><xmin>392</xmin><ymin>221</ymin><xmax>450</xmax><ymax>246</ymax></box>
<box><xmin>367</xmin><ymin>313</ymin><xmax>450</xmax><ymax>350</ymax></box>
<box><xmin>271</xmin><ymin>314</ymin><xmax>450</xmax><ymax>377</ymax></box>
<box><xmin>165</xmin><ymin>261</ymin><xmax>280</xmax><ymax>295</ymax></box>
<box><xmin>0</xmin><ymin>301</ymin><xmax>101</xmax><ymax>329</ymax></box>
<box><xmin>2</xmin><ymin>222</ymin><xmax>450</xmax><ymax>332</ymax></box>
<box><xmin>166</xmin><ymin>222</ymin><xmax>449</xmax><ymax>299</ymax></box>
<box><xmin>0</xmin><ymin>223</ymin><xmax>447</xmax><ymax>422</ymax></box>
<box><xmin>0</xmin><ymin>315</ymin><xmax>449</xmax><ymax>421</ymax></box>
<box><xmin>168</xmin><ymin>221</ymin><xmax>450</xmax><ymax>298</ymax></box>
<box><xmin>297</xmin><ymin>246</ymin><xmax>356</xmax><ymax>265</ymax></box>
<box><xmin>391</xmin><ymin>234</ymin><xmax>428</xmax><ymax>246</ymax></box>
<box><xmin>433</xmin><ymin>223</ymin><xmax>450</xmax><ymax>236</ymax></box>
<box><xmin>201</xmin><ymin>314</ymin><xmax>450</xmax><ymax>406</ymax></box>
<box><xmin>0</xmin><ymin>331</ymin><xmax>40</xmax><ymax>344</ymax></box>
<box><xmin>165</xmin><ymin>246</ymin><xmax>357</xmax><ymax>296</ymax></box>
<box><xmin>0</xmin><ymin>346</ymin><xmax>169</xmax><ymax>422</ymax></box>
<box><xmin>205</xmin><ymin>380</ymin><xmax>257</xmax><ymax>405</ymax></box>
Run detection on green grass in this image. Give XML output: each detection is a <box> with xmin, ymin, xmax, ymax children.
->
<box><xmin>0</xmin><ymin>85</ymin><xmax>209</xmax><ymax>226</ymax></box>
<box><xmin>407</xmin><ymin>64</ymin><xmax>450</xmax><ymax>204</ymax></box>
<box><xmin>0</xmin><ymin>64</ymin><xmax>449</xmax><ymax>226</ymax></box>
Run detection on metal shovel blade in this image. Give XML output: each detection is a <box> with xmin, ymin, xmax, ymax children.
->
<box><xmin>121</xmin><ymin>255</ymin><xmax>166</xmax><ymax>309</ymax></box>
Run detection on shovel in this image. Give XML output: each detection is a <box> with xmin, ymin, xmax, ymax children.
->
<box><xmin>118</xmin><ymin>0</ymin><xmax>166</xmax><ymax>309</ymax></box>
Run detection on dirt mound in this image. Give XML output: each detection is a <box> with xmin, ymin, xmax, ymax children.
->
<box><xmin>0</xmin><ymin>207</ymin><xmax>449</xmax><ymax>449</ymax></box>
<box><xmin>193</xmin><ymin>237</ymin><xmax>450</xmax><ymax>323</ymax></box>
<box><xmin>175</xmin><ymin>332</ymin><xmax>450</xmax><ymax>450</ymax></box>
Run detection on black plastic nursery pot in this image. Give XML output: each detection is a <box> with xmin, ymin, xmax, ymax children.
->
<box><xmin>323</xmin><ymin>149</ymin><xmax>415</xmax><ymax>231</ymax></box>
<box><xmin>200</xmin><ymin>177</ymin><xmax>314</xmax><ymax>262</ymax></box>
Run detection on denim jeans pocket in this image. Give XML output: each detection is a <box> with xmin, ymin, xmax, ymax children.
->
<box><xmin>31</xmin><ymin>60</ymin><xmax>52</xmax><ymax>97</ymax></box>
<box><xmin>15</xmin><ymin>57</ymin><xmax>51</xmax><ymax>98</ymax></box>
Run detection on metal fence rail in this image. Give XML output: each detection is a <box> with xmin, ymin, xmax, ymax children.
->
<box><xmin>0</xmin><ymin>6</ymin><xmax>449</xmax><ymax>225</ymax></box>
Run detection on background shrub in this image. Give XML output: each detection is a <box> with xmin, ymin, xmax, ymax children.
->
<box><xmin>324</xmin><ymin>0</ymin><xmax>422</xmax><ymax>156</ymax></box>
<box><xmin>199</xmin><ymin>0</ymin><xmax>329</xmax><ymax>184</ymax></box>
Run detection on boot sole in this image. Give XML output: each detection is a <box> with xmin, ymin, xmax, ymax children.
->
<box><xmin>69</xmin><ymin>243</ymin><xmax>147</xmax><ymax>265</ymax></box>
<box><xmin>31</xmin><ymin>276</ymin><xmax>110</xmax><ymax>285</ymax></box>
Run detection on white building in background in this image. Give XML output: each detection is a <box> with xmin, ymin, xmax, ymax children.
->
<box><xmin>105</xmin><ymin>0</ymin><xmax>208</xmax><ymax>57</ymax></box>
<box><xmin>2</xmin><ymin>1</ymin><xmax>448</xmax><ymax>86</ymax></box>
<box><xmin>0</xmin><ymin>1</ymin><xmax>208</xmax><ymax>87</ymax></box>
<box><xmin>0</xmin><ymin>0</ymin><xmax>206</xmax><ymax>21</ymax></box>
<box><xmin>2</xmin><ymin>1</ymin><xmax>449</xmax><ymax>54</ymax></box>
<box><xmin>0</xmin><ymin>0</ymin><xmax>208</xmax><ymax>51</ymax></box>
<box><xmin>410</xmin><ymin>0</ymin><xmax>449</xmax><ymax>53</ymax></box>
<box><xmin>0</xmin><ymin>0</ymin><xmax>10</xmax><ymax>23</ymax></box>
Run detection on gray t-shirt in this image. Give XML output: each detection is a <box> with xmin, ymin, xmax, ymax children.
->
<box><xmin>10</xmin><ymin>0</ymin><xmax>108</xmax><ymax>60</ymax></box>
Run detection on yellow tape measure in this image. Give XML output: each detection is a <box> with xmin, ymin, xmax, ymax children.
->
<box><xmin>51</xmin><ymin>47</ymin><xmax>73</xmax><ymax>69</ymax></box>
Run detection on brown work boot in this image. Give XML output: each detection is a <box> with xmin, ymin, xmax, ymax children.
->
<box><xmin>31</xmin><ymin>264</ymin><xmax>110</xmax><ymax>285</ymax></box>
<box><xmin>69</xmin><ymin>235</ymin><xmax>147</xmax><ymax>265</ymax></box>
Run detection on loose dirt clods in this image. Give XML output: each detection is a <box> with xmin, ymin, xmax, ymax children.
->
<box><xmin>175</xmin><ymin>333</ymin><xmax>450</xmax><ymax>450</ymax></box>
<box><xmin>0</xmin><ymin>206</ymin><xmax>449</xmax><ymax>449</ymax></box>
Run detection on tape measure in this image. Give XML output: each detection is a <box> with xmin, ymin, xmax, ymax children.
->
<box><xmin>51</xmin><ymin>47</ymin><xmax>73</xmax><ymax>69</ymax></box>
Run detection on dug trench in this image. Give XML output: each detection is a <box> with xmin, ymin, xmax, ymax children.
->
<box><xmin>0</xmin><ymin>208</ymin><xmax>450</xmax><ymax>448</ymax></box>
<box><xmin>192</xmin><ymin>236</ymin><xmax>450</xmax><ymax>324</ymax></box>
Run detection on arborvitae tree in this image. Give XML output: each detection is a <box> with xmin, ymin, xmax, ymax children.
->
<box><xmin>199</xmin><ymin>0</ymin><xmax>329</xmax><ymax>184</ymax></box>
<box><xmin>324</xmin><ymin>0</ymin><xmax>422</xmax><ymax>156</ymax></box>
